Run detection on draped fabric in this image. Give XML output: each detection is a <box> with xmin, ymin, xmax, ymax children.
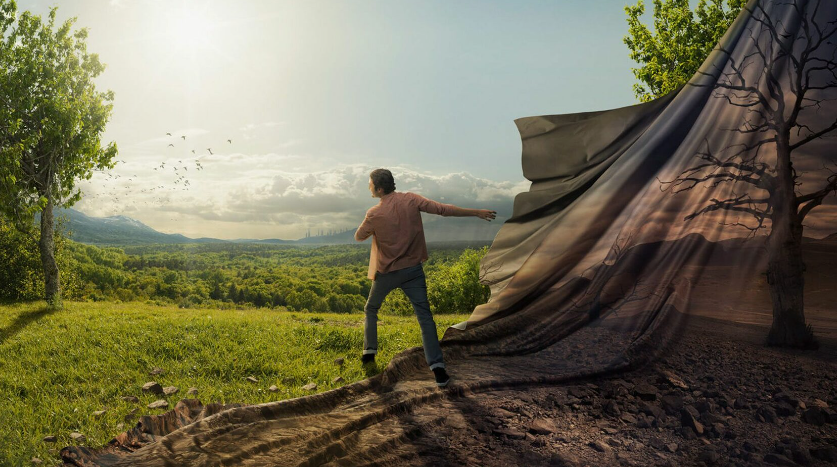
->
<box><xmin>61</xmin><ymin>0</ymin><xmax>837</xmax><ymax>464</ymax></box>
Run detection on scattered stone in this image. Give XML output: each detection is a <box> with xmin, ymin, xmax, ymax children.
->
<box><xmin>660</xmin><ymin>394</ymin><xmax>684</xmax><ymax>415</ymax></box>
<box><xmin>92</xmin><ymin>410</ymin><xmax>106</xmax><ymax>418</ymax></box>
<box><xmin>268</xmin><ymin>385</ymin><xmax>279</xmax><ymax>392</ymax></box>
<box><xmin>69</xmin><ymin>432</ymin><xmax>86</xmax><ymax>442</ymax></box>
<box><xmin>493</xmin><ymin>428</ymin><xmax>526</xmax><ymax>439</ymax></box>
<box><xmin>31</xmin><ymin>457</ymin><xmax>42</xmax><ymax>464</ymax></box>
<box><xmin>141</xmin><ymin>382</ymin><xmax>163</xmax><ymax>395</ymax></box>
<box><xmin>163</xmin><ymin>386</ymin><xmax>178</xmax><ymax>396</ymax></box>
<box><xmin>811</xmin><ymin>446</ymin><xmax>837</xmax><ymax>462</ymax></box>
<box><xmin>666</xmin><ymin>442</ymin><xmax>678</xmax><ymax>453</ymax></box>
<box><xmin>333</xmin><ymin>357</ymin><xmax>344</xmax><ymax>366</ymax></box>
<box><xmin>763</xmin><ymin>453</ymin><xmax>796</xmax><ymax>466</ymax></box>
<box><xmin>148</xmin><ymin>367</ymin><xmax>164</xmax><ymax>375</ymax></box>
<box><xmin>775</xmin><ymin>401</ymin><xmax>796</xmax><ymax>417</ymax></box>
<box><xmin>528</xmin><ymin>418</ymin><xmax>556</xmax><ymax>435</ymax></box>
<box><xmin>147</xmin><ymin>399</ymin><xmax>168</xmax><ymax>409</ymax></box>
<box><xmin>121</xmin><ymin>395</ymin><xmax>139</xmax><ymax>403</ymax></box>
<box><xmin>681</xmin><ymin>409</ymin><xmax>705</xmax><ymax>436</ymax></box>
<box><xmin>634</xmin><ymin>383</ymin><xmax>658</xmax><ymax>401</ymax></box>
<box><xmin>302</xmin><ymin>382</ymin><xmax>317</xmax><ymax>391</ymax></box>
<box><xmin>42</xmin><ymin>435</ymin><xmax>57</xmax><ymax>443</ymax></box>
<box><xmin>246</xmin><ymin>376</ymin><xmax>259</xmax><ymax>383</ymax></box>
<box><xmin>589</xmin><ymin>440</ymin><xmax>612</xmax><ymax>453</ymax></box>
<box><xmin>757</xmin><ymin>405</ymin><xmax>778</xmax><ymax>424</ymax></box>
<box><xmin>801</xmin><ymin>407</ymin><xmax>827</xmax><ymax>426</ymax></box>
<box><xmin>698</xmin><ymin>448</ymin><xmax>720</xmax><ymax>464</ymax></box>
<box><xmin>116</xmin><ymin>423</ymin><xmax>124</xmax><ymax>430</ymax></box>
<box><xmin>332</xmin><ymin>376</ymin><xmax>344</xmax><ymax>384</ymax></box>
<box><xmin>187</xmin><ymin>387</ymin><xmax>198</xmax><ymax>395</ymax></box>
<box><xmin>660</xmin><ymin>370</ymin><xmax>689</xmax><ymax>389</ymax></box>
<box><xmin>810</xmin><ymin>398</ymin><xmax>829</xmax><ymax>408</ymax></box>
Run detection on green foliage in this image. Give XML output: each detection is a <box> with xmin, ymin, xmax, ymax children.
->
<box><xmin>0</xmin><ymin>213</ymin><xmax>82</xmax><ymax>300</ymax></box>
<box><xmin>1</xmin><ymin>239</ymin><xmax>493</xmax><ymax>316</ymax></box>
<box><xmin>624</xmin><ymin>0</ymin><xmax>747</xmax><ymax>102</ymax></box>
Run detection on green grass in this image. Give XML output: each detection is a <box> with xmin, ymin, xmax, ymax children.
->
<box><xmin>0</xmin><ymin>300</ymin><xmax>470</xmax><ymax>466</ymax></box>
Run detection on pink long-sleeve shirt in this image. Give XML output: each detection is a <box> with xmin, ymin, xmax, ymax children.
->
<box><xmin>355</xmin><ymin>191</ymin><xmax>455</xmax><ymax>280</ymax></box>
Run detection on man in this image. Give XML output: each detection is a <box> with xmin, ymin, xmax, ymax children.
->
<box><xmin>354</xmin><ymin>168</ymin><xmax>497</xmax><ymax>387</ymax></box>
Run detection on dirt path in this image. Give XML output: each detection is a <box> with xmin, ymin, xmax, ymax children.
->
<box><xmin>60</xmin><ymin>311</ymin><xmax>837</xmax><ymax>466</ymax></box>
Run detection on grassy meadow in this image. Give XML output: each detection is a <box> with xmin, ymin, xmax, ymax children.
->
<box><xmin>0</xmin><ymin>300</ymin><xmax>470</xmax><ymax>466</ymax></box>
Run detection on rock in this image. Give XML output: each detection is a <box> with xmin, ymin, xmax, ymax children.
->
<box><xmin>141</xmin><ymin>382</ymin><xmax>163</xmax><ymax>394</ymax></box>
<box><xmin>659</xmin><ymin>370</ymin><xmax>689</xmax><ymax>389</ymax></box>
<box><xmin>69</xmin><ymin>432</ymin><xmax>86</xmax><ymax>442</ymax></box>
<box><xmin>734</xmin><ymin>398</ymin><xmax>748</xmax><ymax>409</ymax></box>
<box><xmin>121</xmin><ymin>395</ymin><xmax>139</xmax><ymax>403</ymax></box>
<box><xmin>681</xmin><ymin>409</ymin><xmax>705</xmax><ymax>436</ymax></box>
<box><xmin>268</xmin><ymin>385</ymin><xmax>279</xmax><ymax>392</ymax></box>
<box><xmin>701</xmin><ymin>412</ymin><xmax>727</xmax><ymax>426</ymax></box>
<box><xmin>698</xmin><ymin>448</ymin><xmax>720</xmax><ymax>464</ymax></box>
<box><xmin>528</xmin><ymin>418</ymin><xmax>556</xmax><ymax>435</ymax></box>
<box><xmin>92</xmin><ymin>410</ymin><xmax>106</xmax><ymax>417</ymax></box>
<box><xmin>147</xmin><ymin>399</ymin><xmax>169</xmax><ymax>409</ymax></box>
<box><xmin>31</xmin><ymin>457</ymin><xmax>42</xmax><ymax>464</ymax></box>
<box><xmin>246</xmin><ymin>376</ymin><xmax>259</xmax><ymax>383</ymax></box>
<box><xmin>811</xmin><ymin>446</ymin><xmax>837</xmax><ymax>462</ymax></box>
<box><xmin>620</xmin><ymin>413</ymin><xmax>638</xmax><ymax>424</ymax></box>
<box><xmin>635</xmin><ymin>383</ymin><xmax>658</xmax><ymax>401</ymax></box>
<box><xmin>187</xmin><ymin>387</ymin><xmax>198</xmax><ymax>395</ymax></box>
<box><xmin>42</xmin><ymin>435</ymin><xmax>57</xmax><ymax>443</ymax></box>
<box><xmin>163</xmin><ymin>386</ymin><xmax>178</xmax><ymax>396</ymax></box>
<box><xmin>604</xmin><ymin>399</ymin><xmax>620</xmax><ymax>416</ymax></box>
<box><xmin>493</xmin><ymin>428</ymin><xmax>526</xmax><ymax>439</ymax></box>
<box><xmin>302</xmin><ymin>382</ymin><xmax>317</xmax><ymax>391</ymax></box>
<box><xmin>332</xmin><ymin>376</ymin><xmax>344</xmax><ymax>384</ymax></box>
<box><xmin>757</xmin><ymin>405</ymin><xmax>778</xmax><ymax>424</ymax></box>
<box><xmin>801</xmin><ymin>407</ymin><xmax>827</xmax><ymax>426</ymax></box>
<box><xmin>148</xmin><ymin>367</ymin><xmax>164</xmax><ymax>375</ymax></box>
<box><xmin>639</xmin><ymin>402</ymin><xmax>664</xmax><ymax>419</ymax></box>
<box><xmin>763</xmin><ymin>453</ymin><xmax>796</xmax><ymax>466</ymax></box>
<box><xmin>660</xmin><ymin>394</ymin><xmax>684</xmax><ymax>415</ymax></box>
<box><xmin>333</xmin><ymin>357</ymin><xmax>344</xmax><ymax>366</ymax></box>
<box><xmin>116</xmin><ymin>423</ymin><xmax>124</xmax><ymax>430</ymax></box>
<box><xmin>775</xmin><ymin>401</ymin><xmax>796</xmax><ymax>417</ymax></box>
<box><xmin>810</xmin><ymin>398</ymin><xmax>829</xmax><ymax>408</ymax></box>
<box><xmin>666</xmin><ymin>443</ymin><xmax>678</xmax><ymax>453</ymax></box>
<box><xmin>589</xmin><ymin>440</ymin><xmax>611</xmax><ymax>453</ymax></box>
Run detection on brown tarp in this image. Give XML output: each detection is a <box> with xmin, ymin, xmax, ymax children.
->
<box><xmin>61</xmin><ymin>0</ymin><xmax>837</xmax><ymax>464</ymax></box>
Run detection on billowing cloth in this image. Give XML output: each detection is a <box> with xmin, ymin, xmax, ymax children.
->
<box><xmin>62</xmin><ymin>0</ymin><xmax>836</xmax><ymax>465</ymax></box>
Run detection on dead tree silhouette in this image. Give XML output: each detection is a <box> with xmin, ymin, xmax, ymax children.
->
<box><xmin>660</xmin><ymin>0</ymin><xmax>837</xmax><ymax>348</ymax></box>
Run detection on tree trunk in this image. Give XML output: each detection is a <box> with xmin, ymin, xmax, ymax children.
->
<box><xmin>38</xmin><ymin>193</ymin><xmax>62</xmax><ymax>308</ymax></box>
<box><xmin>765</xmin><ymin>138</ymin><xmax>815</xmax><ymax>348</ymax></box>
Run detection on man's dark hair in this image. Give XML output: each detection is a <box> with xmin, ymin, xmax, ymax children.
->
<box><xmin>370</xmin><ymin>168</ymin><xmax>396</xmax><ymax>194</ymax></box>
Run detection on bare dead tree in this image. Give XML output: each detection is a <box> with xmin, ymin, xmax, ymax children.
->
<box><xmin>661</xmin><ymin>0</ymin><xmax>837</xmax><ymax>348</ymax></box>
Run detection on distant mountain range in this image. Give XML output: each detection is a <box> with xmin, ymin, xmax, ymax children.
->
<box><xmin>34</xmin><ymin>208</ymin><xmax>502</xmax><ymax>246</ymax></box>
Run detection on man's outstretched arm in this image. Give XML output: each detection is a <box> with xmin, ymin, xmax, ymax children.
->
<box><xmin>410</xmin><ymin>193</ymin><xmax>496</xmax><ymax>221</ymax></box>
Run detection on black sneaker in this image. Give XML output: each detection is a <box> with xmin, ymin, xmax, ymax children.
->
<box><xmin>361</xmin><ymin>353</ymin><xmax>375</xmax><ymax>364</ymax></box>
<box><xmin>432</xmin><ymin>367</ymin><xmax>450</xmax><ymax>387</ymax></box>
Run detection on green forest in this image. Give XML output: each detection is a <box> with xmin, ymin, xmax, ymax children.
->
<box><xmin>0</xmin><ymin>217</ymin><xmax>491</xmax><ymax>316</ymax></box>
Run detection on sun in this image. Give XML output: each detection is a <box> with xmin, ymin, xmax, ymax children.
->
<box><xmin>164</xmin><ymin>4</ymin><xmax>218</xmax><ymax>53</ymax></box>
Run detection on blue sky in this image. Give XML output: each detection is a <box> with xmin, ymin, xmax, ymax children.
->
<box><xmin>13</xmin><ymin>0</ymin><xmax>708</xmax><ymax>240</ymax></box>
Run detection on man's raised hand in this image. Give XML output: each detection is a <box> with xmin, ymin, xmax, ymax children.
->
<box><xmin>476</xmin><ymin>209</ymin><xmax>497</xmax><ymax>221</ymax></box>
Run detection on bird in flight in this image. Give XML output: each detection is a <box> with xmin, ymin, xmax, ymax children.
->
<box><xmin>181</xmin><ymin>135</ymin><xmax>186</xmax><ymax>140</ymax></box>
<box><xmin>191</xmin><ymin>150</ymin><xmax>195</xmax><ymax>154</ymax></box>
<box><xmin>168</xmin><ymin>143</ymin><xmax>174</xmax><ymax>147</ymax></box>
<box><xmin>207</xmin><ymin>148</ymin><xmax>213</xmax><ymax>155</ymax></box>
<box><xmin>166</xmin><ymin>132</ymin><xmax>172</xmax><ymax>136</ymax></box>
<box><xmin>227</xmin><ymin>139</ymin><xmax>232</xmax><ymax>144</ymax></box>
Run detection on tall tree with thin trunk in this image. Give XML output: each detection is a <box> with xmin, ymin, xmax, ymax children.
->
<box><xmin>0</xmin><ymin>1</ymin><xmax>117</xmax><ymax>308</ymax></box>
<box><xmin>660</xmin><ymin>0</ymin><xmax>837</xmax><ymax>348</ymax></box>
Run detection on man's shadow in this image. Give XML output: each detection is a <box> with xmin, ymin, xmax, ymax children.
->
<box><xmin>0</xmin><ymin>303</ymin><xmax>58</xmax><ymax>345</ymax></box>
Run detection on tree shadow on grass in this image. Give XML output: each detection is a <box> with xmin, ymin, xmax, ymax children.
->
<box><xmin>0</xmin><ymin>303</ymin><xmax>58</xmax><ymax>345</ymax></box>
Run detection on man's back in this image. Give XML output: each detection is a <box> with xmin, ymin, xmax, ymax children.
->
<box><xmin>356</xmin><ymin>191</ymin><xmax>455</xmax><ymax>279</ymax></box>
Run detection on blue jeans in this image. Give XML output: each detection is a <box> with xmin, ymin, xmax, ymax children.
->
<box><xmin>363</xmin><ymin>263</ymin><xmax>445</xmax><ymax>370</ymax></box>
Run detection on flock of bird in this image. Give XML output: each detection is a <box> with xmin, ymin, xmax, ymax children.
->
<box><xmin>81</xmin><ymin>132</ymin><xmax>235</xmax><ymax>220</ymax></box>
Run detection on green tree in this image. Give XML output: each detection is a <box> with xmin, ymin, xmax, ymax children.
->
<box><xmin>624</xmin><ymin>0</ymin><xmax>747</xmax><ymax>102</ymax></box>
<box><xmin>0</xmin><ymin>1</ymin><xmax>117</xmax><ymax>308</ymax></box>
